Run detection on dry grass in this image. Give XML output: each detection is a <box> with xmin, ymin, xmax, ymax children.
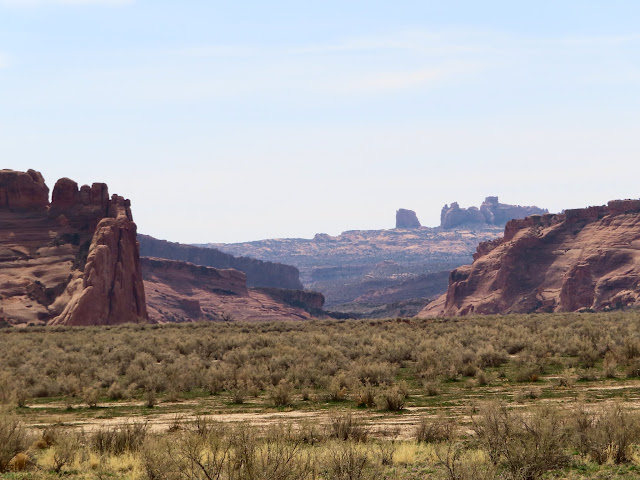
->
<box><xmin>2</xmin><ymin>311</ymin><xmax>640</xmax><ymax>478</ymax></box>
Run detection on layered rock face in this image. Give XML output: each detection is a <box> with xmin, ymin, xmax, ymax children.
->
<box><xmin>420</xmin><ymin>199</ymin><xmax>640</xmax><ymax>317</ymax></box>
<box><xmin>395</xmin><ymin>209</ymin><xmax>421</xmax><ymax>228</ymax></box>
<box><xmin>142</xmin><ymin>257</ymin><xmax>321</xmax><ymax>322</ymax></box>
<box><xmin>0</xmin><ymin>169</ymin><xmax>147</xmax><ymax>326</ymax></box>
<box><xmin>441</xmin><ymin>197</ymin><xmax>548</xmax><ymax>229</ymax></box>
<box><xmin>138</xmin><ymin>235</ymin><xmax>303</xmax><ymax>290</ymax></box>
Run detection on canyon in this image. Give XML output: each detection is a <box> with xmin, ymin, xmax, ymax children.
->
<box><xmin>207</xmin><ymin>199</ymin><xmax>550</xmax><ymax>310</ymax></box>
<box><xmin>205</xmin><ymin>224</ymin><xmax>504</xmax><ymax>309</ymax></box>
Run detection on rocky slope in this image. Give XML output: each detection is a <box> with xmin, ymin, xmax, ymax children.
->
<box><xmin>142</xmin><ymin>257</ymin><xmax>323</xmax><ymax>322</ymax></box>
<box><xmin>0</xmin><ymin>169</ymin><xmax>147</xmax><ymax>326</ymax></box>
<box><xmin>138</xmin><ymin>235</ymin><xmax>303</xmax><ymax>290</ymax></box>
<box><xmin>441</xmin><ymin>197</ymin><xmax>548</xmax><ymax>229</ymax></box>
<box><xmin>420</xmin><ymin>199</ymin><xmax>640</xmax><ymax>317</ymax></box>
<box><xmin>205</xmin><ymin>225</ymin><xmax>505</xmax><ymax>307</ymax></box>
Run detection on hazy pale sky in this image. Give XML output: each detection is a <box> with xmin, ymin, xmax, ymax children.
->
<box><xmin>1</xmin><ymin>1</ymin><xmax>639</xmax><ymax>243</ymax></box>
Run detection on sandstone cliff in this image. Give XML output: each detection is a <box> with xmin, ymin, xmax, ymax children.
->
<box><xmin>441</xmin><ymin>197</ymin><xmax>548</xmax><ymax>229</ymax></box>
<box><xmin>396</xmin><ymin>209</ymin><xmax>421</xmax><ymax>228</ymax></box>
<box><xmin>420</xmin><ymin>199</ymin><xmax>640</xmax><ymax>317</ymax></box>
<box><xmin>142</xmin><ymin>257</ymin><xmax>321</xmax><ymax>322</ymax></box>
<box><xmin>138</xmin><ymin>235</ymin><xmax>303</xmax><ymax>290</ymax></box>
<box><xmin>0</xmin><ymin>169</ymin><xmax>147</xmax><ymax>326</ymax></box>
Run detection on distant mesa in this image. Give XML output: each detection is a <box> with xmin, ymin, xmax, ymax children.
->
<box><xmin>420</xmin><ymin>199</ymin><xmax>640</xmax><ymax>317</ymax></box>
<box><xmin>396</xmin><ymin>208</ymin><xmax>421</xmax><ymax>229</ymax></box>
<box><xmin>440</xmin><ymin>196</ymin><xmax>548</xmax><ymax>229</ymax></box>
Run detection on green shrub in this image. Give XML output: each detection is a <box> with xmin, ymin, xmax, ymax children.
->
<box><xmin>573</xmin><ymin>403</ymin><xmax>640</xmax><ymax>464</ymax></box>
<box><xmin>376</xmin><ymin>386</ymin><xmax>405</xmax><ymax>411</ymax></box>
<box><xmin>270</xmin><ymin>379</ymin><xmax>293</xmax><ymax>407</ymax></box>
<box><xmin>472</xmin><ymin>402</ymin><xmax>570</xmax><ymax>479</ymax></box>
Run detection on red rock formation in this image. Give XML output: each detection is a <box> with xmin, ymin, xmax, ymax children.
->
<box><xmin>50</xmin><ymin>197</ymin><xmax>147</xmax><ymax>326</ymax></box>
<box><xmin>0</xmin><ymin>169</ymin><xmax>49</xmax><ymax>210</ymax></box>
<box><xmin>420</xmin><ymin>199</ymin><xmax>640</xmax><ymax>317</ymax></box>
<box><xmin>0</xmin><ymin>169</ymin><xmax>147</xmax><ymax>326</ymax></box>
<box><xmin>395</xmin><ymin>209</ymin><xmax>421</xmax><ymax>229</ymax></box>
<box><xmin>50</xmin><ymin>177</ymin><xmax>80</xmax><ymax>210</ymax></box>
<box><xmin>142</xmin><ymin>257</ymin><xmax>321</xmax><ymax>322</ymax></box>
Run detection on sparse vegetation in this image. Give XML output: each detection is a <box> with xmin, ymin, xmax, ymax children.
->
<box><xmin>2</xmin><ymin>311</ymin><xmax>640</xmax><ymax>478</ymax></box>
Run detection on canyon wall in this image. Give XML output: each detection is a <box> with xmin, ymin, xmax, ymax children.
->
<box><xmin>138</xmin><ymin>234</ymin><xmax>303</xmax><ymax>290</ymax></box>
<box><xmin>142</xmin><ymin>257</ymin><xmax>321</xmax><ymax>322</ymax></box>
<box><xmin>421</xmin><ymin>200</ymin><xmax>640</xmax><ymax>317</ymax></box>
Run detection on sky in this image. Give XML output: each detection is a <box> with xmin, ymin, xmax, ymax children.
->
<box><xmin>1</xmin><ymin>1</ymin><xmax>639</xmax><ymax>243</ymax></box>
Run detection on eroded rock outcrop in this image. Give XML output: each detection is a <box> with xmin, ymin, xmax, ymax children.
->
<box><xmin>440</xmin><ymin>202</ymin><xmax>485</xmax><ymax>229</ymax></box>
<box><xmin>0</xmin><ymin>169</ymin><xmax>49</xmax><ymax>210</ymax></box>
<box><xmin>441</xmin><ymin>197</ymin><xmax>548</xmax><ymax>229</ymax></box>
<box><xmin>396</xmin><ymin>209</ymin><xmax>421</xmax><ymax>229</ymax></box>
<box><xmin>0</xmin><ymin>169</ymin><xmax>147</xmax><ymax>326</ymax></box>
<box><xmin>420</xmin><ymin>199</ymin><xmax>640</xmax><ymax>317</ymax></box>
<box><xmin>142</xmin><ymin>257</ymin><xmax>321</xmax><ymax>322</ymax></box>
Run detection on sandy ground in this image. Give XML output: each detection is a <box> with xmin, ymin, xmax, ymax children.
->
<box><xmin>22</xmin><ymin>380</ymin><xmax>640</xmax><ymax>440</ymax></box>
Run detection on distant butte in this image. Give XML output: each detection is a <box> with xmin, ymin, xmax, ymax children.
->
<box><xmin>396</xmin><ymin>209</ymin><xmax>421</xmax><ymax>229</ymax></box>
<box><xmin>440</xmin><ymin>196</ymin><xmax>548</xmax><ymax>229</ymax></box>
